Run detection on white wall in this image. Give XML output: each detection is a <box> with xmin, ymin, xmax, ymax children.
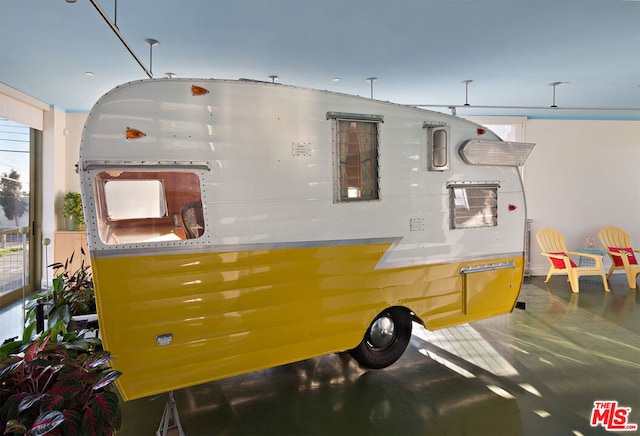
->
<box><xmin>524</xmin><ymin>120</ymin><xmax>640</xmax><ymax>276</ymax></box>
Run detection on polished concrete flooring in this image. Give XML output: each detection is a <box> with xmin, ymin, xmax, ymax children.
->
<box><xmin>114</xmin><ymin>275</ymin><xmax>639</xmax><ymax>436</ymax></box>
<box><xmin>1</xmin><ymin>275</ymin><xmax>638</xmax><ymax>435</ymax></box>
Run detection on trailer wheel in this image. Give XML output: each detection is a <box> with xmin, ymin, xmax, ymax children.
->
<box><xmin>349</xmin><ymin>308</ymin><xmax>412</xmax><ymax>369</ymax></box>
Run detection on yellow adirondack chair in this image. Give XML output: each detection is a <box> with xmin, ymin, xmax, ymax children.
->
<box><xmin>598</xmin><ymin>226</ymin><xmax>640</xmax><ymax>289</ymax></box>
<box><xmin>536</xmin><ymin>227</ymin><xmax>610</xmax><ymax>293</ymax></box>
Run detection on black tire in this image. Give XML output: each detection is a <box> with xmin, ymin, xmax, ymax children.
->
<box><xmin>349</xmin><ymin>307</ymin><xmax>412</xmax><ymax>369</ymax></box>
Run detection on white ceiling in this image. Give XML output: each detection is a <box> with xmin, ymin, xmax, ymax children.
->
<box><xmin>1</xmin><ymin>0</ymin><xmax>639</xmax><ymax>119</ymax></box>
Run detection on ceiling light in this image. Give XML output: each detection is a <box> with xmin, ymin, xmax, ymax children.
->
<box><xmin>85</xmin><ymin>71</ymin><xmax>95</xmax><ymax>76</ymax></box>
<box><xmin>549</xmin><ymin>81</ymin><xmax>569</xmax><ymax>108</ymax></box>
<box><xmin>65</xmin><ymin>0</ymin><xmax>77</xmax><ymax>3</ymax></box>
<box><xmin>164</xmin><ymin>72</ymin><xmax>176</xmax><ymax>78</ymax></box>
<box><xmin>332</xmin><ymin>77</ymin><xmax>341</xmax><ymax>82</ymax></box>
<box><xmin>268</xmin><ymin>75</ymin><xmax>279</xmax><ymax>83</ymax></box>
<box><xmin>462</xmin><ymin>80</ymin><xmax>473</xmax><ymax>106</ymax></box>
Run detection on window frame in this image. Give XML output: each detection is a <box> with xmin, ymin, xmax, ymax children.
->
<box><xmin>93</xmin><ymin>169</ymin><xmax>205</xmax><ymax>245</ymax></box>
<box><xmin>448</xmin><ymin>182</ymin><xmax>499</xmax><ymax>230</ymax></box>
<box><xmin>327</xmin><ymin>112</ymin><xmax>383</xmax><ymax>203</ymax></box>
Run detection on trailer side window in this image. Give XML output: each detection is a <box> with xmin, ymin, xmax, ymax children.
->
<box><xmin>94</xmin><ymin>171</ymin><xmax>204</xmax><ymax>244</ymax></box>
<box><xmin>330</xmin><ymin>116</ymin><xmax>381</xmax><ymax>202</ymax></box>
<box><xmin>449</xmin><ymin>183</ymin><xmax>498</xmax><ymax>229</ymax></box>
<box><xmin>424</xmin><ymin>123</ymin><xmax>450</xmax><ymax>171</ymax></box>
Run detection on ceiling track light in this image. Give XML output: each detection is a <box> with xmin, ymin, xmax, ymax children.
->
<box><xmin>366</xmin><ymin>77</ymin><xmax>378</xmax><ymax>99</ymax></box>
<box><xmin>83</xmin><ymin>0</ymin><xmax>153</xmax><ymax>79</ymax></box>
<box><xmin>462</xmin><ymin>80</ymin><xmax>473</xmax><ymax>106</ymax></box>
<box><xmin>549</xmin><ymin>81</ymin><xmax>569</xmax><ymax>108</ymax></box>
<box><xmin>411</xmin><ymin>104</ymin><xmax>640</xmax><ymax>112</ymax></box>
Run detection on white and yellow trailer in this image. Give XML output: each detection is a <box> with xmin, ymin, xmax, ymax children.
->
<box><xmin>79</xmin><ymin>79</ymin><xmax>534</xmax><ymax>401</ymax></box>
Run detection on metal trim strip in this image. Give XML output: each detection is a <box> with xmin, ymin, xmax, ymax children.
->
<box><xmin>460</xmin><ymin>261</ymin><xmax>516</xmax><ymax>274</ymax></box>
<box><xmin>89</xmin><ymin>237</ymin><xmax>401</xmax><ymax>259</ymax></box>
<box><xmin>83</xmin><ymin>160</ymin><xmax>211</xmax><ymax>171</ymax></box>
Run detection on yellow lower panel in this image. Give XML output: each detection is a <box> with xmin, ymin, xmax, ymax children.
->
<box><xmin>91</xmin><ymin>244</ymin><xmax>523</xmax><ymax>400</ymax></box>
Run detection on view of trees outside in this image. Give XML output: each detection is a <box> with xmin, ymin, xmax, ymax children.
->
<box><xmin>1</xmin><ymin>169</ymin><xmax>25</xmax><ymax>227</ymax></box>
<box><xmin>0</xmin><ymin>119</ymin><xmax>30</xmax><ymax>230</ymax></box>
<box><xmin>0</xmin><ymin>119</ymin><xmax>31</xmax><ymax>297</ymax></box>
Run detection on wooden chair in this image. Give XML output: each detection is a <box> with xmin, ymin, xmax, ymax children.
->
<box><xmin>597</xmin><ymin>226</ymin><xmax>640</xmax><ymax>289</ymax></box>
<box><xmin>536</xmin><ymin>227</ymin><xmax>610</xmax><ymax>293</ymax></box>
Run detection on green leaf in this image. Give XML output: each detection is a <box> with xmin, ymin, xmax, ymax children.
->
<box><xmin>4</xmin><ymin>419</ymin><xmax>27</xmax><ymax>435</ymax></box>
<box><xmin>0</xmin><ymin>339</ymin><xmax>23</xmax><ymax>357</ymax></box>
<box><xmin>48</xmin><ymin>305</ymin><xmax>71</xmax><ymax>329</ymax></box>
<box><xmin>64</xmin><ymin>339</ymin><xmax>91</xmax><ymax>352</ymax></box>
<box><xmin>22</xmin><ymin>320</ymin><xmax>36</xmax><ymax>342</ymax></box>
<box><xmin>30</xmin><ymin>410</ymin><xmax>65</xmax><ymax>436</ymax></box>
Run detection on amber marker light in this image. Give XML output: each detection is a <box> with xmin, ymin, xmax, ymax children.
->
<box><xmin>125</xmin><ymin>128</ymin><xmax>146</xmax><ymax>139</ymax></box>
<box><xmin>192</xmin><ymin>85</ymin><xmax>209</xmax><ymax>96</ymax></box>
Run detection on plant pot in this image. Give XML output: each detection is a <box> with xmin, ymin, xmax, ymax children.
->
<box><xmin>68</xmin><ymin>313</ymin><xmax>99</xmax><ymax>337</ymax></box>
<box><xmin>65</xmin><ymin>216</ymin><xmax>86</xmax><ymax>231</ymax></box>
<box><xmin>65</xmin><ymin>216</ymin><xmax>75</xmax><ymax>231</ymax></box>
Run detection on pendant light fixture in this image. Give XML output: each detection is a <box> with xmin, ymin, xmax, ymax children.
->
<box><xmin>144</xmin><ymin>38</ymin><xmax>159</xmax><ymax>78</ymax></box>
<box><xmin>367</xmin><ymin>77</ymin><xmax>378</xmax><ymax>99</ymax></box>
<box><xmin>462</xmin><ymin>80</ymin><xmax>473</xmax><ymax>106</ymax></box>
<box><xmin>549</xmin><ymin>81</ymin><xmax>569</xmax><ymax>108</ymax></box>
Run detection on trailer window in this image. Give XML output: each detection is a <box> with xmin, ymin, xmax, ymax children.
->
<box><xmin>334</xmin><ymin>119</ymin><xmax>380</xmax><ymax>202</ymax></box>
<box><xmin>424</xmin><ymin>123</ymin><xmax>450</xmax><ymax>171</ymax></box>
<box><xmin>449</xmin><ymin>184</ymin><xmax>498</xmax><ymax>229</ymax></box>
<box><xmin>94</xmin><ymin>171</ymin><xmax>204</xmax><ymax>244</ymax></box>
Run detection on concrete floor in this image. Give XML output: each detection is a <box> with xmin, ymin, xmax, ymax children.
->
<box><xmin>1</xmin><ymin>275</ymin><xmax>637</xmax><ymax>435</ymax></box>
<box><xmin>113</xmin><ymin>275</ymin><xmax>639</xmax><ymax>436</ymax></box>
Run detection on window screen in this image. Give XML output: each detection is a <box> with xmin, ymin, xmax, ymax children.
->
<box><xmin>450</xmin><ymin>184</ymin><xmax>498</xmax><ymax>229</ymax></box>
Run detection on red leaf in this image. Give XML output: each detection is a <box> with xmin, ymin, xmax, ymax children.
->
<box><xmin>18</xmin><ymin>392</ymin><xmax>45</xmax><ymax>412</ymax></box>
<box><xmin>40</xmin><ymin>393</ymin><xmax>65</xmax><ymax>412</ymax></box>
<box><xmin>92</xmin><ymin>370</ymin><xmax>122</xmax><ymax>391</ymax></box>
<box><xmin>80</xmin><ymin>407</ymin><xmax>96</xmax><ymax>435</ymax></box>
<box><xmin>84</xmin><ymin>351</ymin><xmax>112</xmax><ymax>369</ymax></box>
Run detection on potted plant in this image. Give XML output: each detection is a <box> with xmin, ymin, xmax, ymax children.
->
<box><xmin>27</xmin><ymin>250</ymin><xmax>96</xmax><ymax>334</ymax></box>
<box><xmin>62</xmin><ymin>191</ymin><xmax>85</xmax><ymax>231</ymax></box>
<box><xmin>0</xmin><ymin>325</ymin><xmax>122</xmax><ymax>435</ymax></box>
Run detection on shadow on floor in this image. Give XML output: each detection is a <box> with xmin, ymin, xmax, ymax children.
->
<box><xmin>118</xmin><ymin>275</ymin><xmax>638</xmax><ymax>436</ymax></box>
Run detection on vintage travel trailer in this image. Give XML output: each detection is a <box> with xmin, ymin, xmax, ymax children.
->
<box><xmin>78</xmin><ymin>78</ymin><xmax>534</xmax><ymax>400</ymax></box>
